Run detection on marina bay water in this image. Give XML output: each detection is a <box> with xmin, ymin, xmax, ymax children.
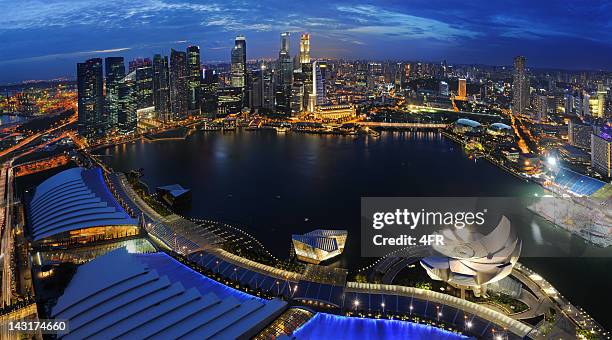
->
<box><xmin>102</xmin><ymin>129</ymin><xmax>612</xmax><ymax>328</ymax></box>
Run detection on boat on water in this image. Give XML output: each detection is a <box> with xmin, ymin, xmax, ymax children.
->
<box><xmin>275</xmin><ymin>126</ymin><xmax>288</xmax><ymax>133</ymax></box>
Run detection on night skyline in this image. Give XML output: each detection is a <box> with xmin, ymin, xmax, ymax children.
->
<box><xmin>2</xmin><ymin>0</ymin><xmax>612</xmax><ymax>83</ymax></box>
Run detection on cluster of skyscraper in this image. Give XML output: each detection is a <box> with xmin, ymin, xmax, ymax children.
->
<box><xmin>231</xmin><ymin>33</ymin><xmax>326</xmax><ymax>116</ymax></box>
<box><xmin>77</xmin><ymin>46</ymin><xmax>206</xmax><ymax>138</ymax></box>
<box><xmin>77</xmin><ymin>33</ymin><xmax>329</xmax><ymax>137</ymax></box>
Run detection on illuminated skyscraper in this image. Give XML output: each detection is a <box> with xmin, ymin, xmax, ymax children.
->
<box><xmin>187</xmin><ymin>45</ymin><xmax>202</xmax><ymax>113</ymax></box>
<box><xmin>231</xmin><ymin>35</ymin><xmax>247</xmax><ymax>94</ymax></box>
<box><xmin>77</xmin><ymin>58</ymin><xmax>105</xmax><ymax>137</ymax></box>
<box><xmin>512</xmin><ymin>56</ymin><xmax>530</xmax><ymax>115</ymax></box>
<box><xmin>299</xmin><ymin>33</ymin><xmax>310</xmax><ymax>64</ymax></box>
<box><xmin>439</xmin><ymin>81</ymin><xmax>449</xmax><ymax>97</ymax></box>
<box><xmin>104</xmin><ymin>57</ymin><xmax>125</xmax><ymax>129</ymax></box>
<box><xmin>591</xmin><ymin>126</ymin><xmax>612</xmax><ymax>178</ymax></box>
<box><xmin>276</xmin><ymin>32</ymin><xmax>293</xmax><ymax>114</ymax></box>
<box><xmin>118</xmin><ymin>71</ymin><xmax>137</xmax><ymax>134</ymax></box>
<box><xmin>134</xmin><ymin>58</ymin><xmax>153</xmax><ymax>109</ymax></box>
<box><xmin>457</xmin><ymin>78</ymin><xmax>467</xmax><ymax>100</ymax></box>
<box><xmin>308</xmin><ymin>61</ymin><xmax>326</xmax><ymax>112</ymax></box>
<box><xmin>597</xmin><ymin>82</ymin><xmax>607</xmax><ymax>118</ymax></box>
<box><xmin>153</xmin><ymin>54</ymin><xmax>170</xmax><ymax>121</ymax></box>
<box><xmin>170</xmin><ymin>49</ymin><xmax>188</xmax><ymax>118</ymax></box>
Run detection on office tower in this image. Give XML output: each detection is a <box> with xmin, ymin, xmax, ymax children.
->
<box><xmin>170</xmin><ymin>49</ymin><xmax>188</xmax><ymax>118</ymax></box>
<box><xmin>187</xmin><ymin>46</ymin><xmax>202</xmax><ymax>113</ymax></box>
<box><xmin>118</xmin><ymin>71</ymin><xmax>137</xmax><ymax>134</ymax></box>
<box><xmin>231</xmin><ymin>35</ymin><xmax>247</xmax><ymax>105</ymax></box>
<box><xmin>201</xmin><ymin>69</ymin><xmax>219</xmax><ymax>115</ymax></box>
<box><xmin>582</xmin><ymin>93</ymin><xmax>591</xmax><ymax>116</ymax></box>
<box><xmin>275</xmin><ymin>32</ymin><xmax>293</xmax><ymax>114</ymax></box>
<box><xmin>439</xmin><ymin>81</ymin><xmax>449</xmax><ymax>97</ymax></box>
<box><xmin>134</xmin><ymin>58</ymin><xmax>153</xmax><ymax>109</ymax></box>
<box><xmin>299</xmin><ymin>33</ymin><xmax>310</xmax><ymax>64</ymax></box>
<box><xmin>153</xmin><ymin>54</ymin><xmax>171</xmax><ymax>121</ymax></box>
<box><xmin>251</xmin><ymin>63</ymin><xmax>274</xmax><ymax>111</ymax></box>
<box><xmin>534</xmin><ymin>95</ymin><xmax>548</xmax><ymax>122</ymax></box>
<box><xmin>367</xmin><ymin>62</ymin><xmax>382</xmax><ymax>90</ymax></box>
<box><xmin>290</xmin><ymin>83</ymin><xmax>304</xmax><ymax>115</ymax></box>
<box><xmin>512</xmin><ymin>56</ymin><xmax>530</xmax><ymax>115</ymax></box>
<box><xmin>77</xmin><ymin>58</ymin><xmax>105</xmax><ymax>137</ymax></box>
<box><xmin>591</xmin><ymin>126</ymin><xmax>612</xmax><ymax>178</ymax></box>
<box><xmin>308</xmin><ymin>60</ymin><xmax>327</xmax><ymax>112</ymax></box>
<box><xmin>457</xmin><ymin>78</ymin><xmax>467</xmax><ymax>100</ymax></box>
<box><xmin>104</xmin><ymin>57</ymin><xmax>125</xmax><ymax>130</ymax></box>
<box><xmin>568</xmin><ymin>120</ymin><xmax>593</xmax><ymax>149</ymax></box>
<box><xmin>564</xmin><ymin>93</ymin><xmax>574</xmax><ymax>115</ymax></box>
<box><xmin>597</xmin><ymin>83</ymin><xmax>606</xmax><ymax>118</ymax></box>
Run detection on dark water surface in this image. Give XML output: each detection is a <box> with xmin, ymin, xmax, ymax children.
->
<box><xmin>102</xmin><ymin>130</ymin><xmax>611</xmax><ymax>328</ymax></box>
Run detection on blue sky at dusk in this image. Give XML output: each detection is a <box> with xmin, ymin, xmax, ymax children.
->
<box><xmin>1</xmin><ymin>0</ymin><xmax>611</xmax><ymax>83</ymax></box>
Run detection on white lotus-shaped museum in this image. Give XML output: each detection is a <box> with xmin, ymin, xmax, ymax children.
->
<box><xmin>420</xmin><ymin>216</ymin><xmax>521</xmax><ymax>296</ymax></box>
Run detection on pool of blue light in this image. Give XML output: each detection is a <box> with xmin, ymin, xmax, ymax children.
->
<box><xmin>292</xmin><ymin>313</ymin><xmax>472</xmax><ymax>339</ymax></box>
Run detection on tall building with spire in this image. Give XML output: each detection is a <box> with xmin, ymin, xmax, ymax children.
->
<box><xmin>187</xmin><ymin>45</ymin><xmax>202</xmax><ymax>113</ymax></box>
<box><xmin>275</xmin><ymin>32</ymin><xmax>293</xmax><ymax>114</ymax></box>
<box><xmin>512</xmin><ymin>56</ymin><xmax>530</xmax><ymax>115</ymax></box>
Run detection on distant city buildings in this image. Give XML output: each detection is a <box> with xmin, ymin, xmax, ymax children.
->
<box><xmin>456</xmin><ymin>78</ymin><xmax>467</xmax><ymax>100</ymax></box>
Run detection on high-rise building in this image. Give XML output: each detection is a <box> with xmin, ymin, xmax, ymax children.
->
<box><xmin>568</xmin><ymin>120</ymin><xmax>593</xmax><ymax>149</ymax></box>
<box><xmin>276</xmin><ymin>32</ymin><xmax>293</xmax><ymax>114</ymax></box>
<box><xmin>153</xmin><ymin>54</ymin><xmax>171</xmax><ymax>121</ymax></box>
<box><xmin>201</xmin><ymin>69</ymin><xmax>219</xmax><ymax>115</ymax></box>
<box><xmin>591</xmin><ymin>126</ymin><xmax>612</xmax><ymax>178</ymax></box>
<box><xmin>512</xmin><ymin>56</ymin><xmax>530</xmax><ymax>115</ymax></box>
<box><xmin>187</xmin><ymin>46</ymin><xmax>202</xmax><ymax>113</ymax></box>
<box><xmin>118</xmin><ymin>71</ymin><xmax>137</xmax><ymax>134</ymax></box>
<box><xmin>457</xmin><ymin>78</ymin><xmax>467</xmax><ymax>100</ymax></box>
<box><xmin>597</xmin><ymin>83</ymin><xmax>607</xmax><ymax>118</ymax></box>
<box><xmin>250</xmin><ymin>63</ymin><xmax>274</xmax><ymax>111</ymax></box>
<box><xmin>77</xmin><ymin>58</ymin><xmax>105</xmax><ymax>137</ymax></box>
<box><xmin>299</xmin><ymin>33</ymin><xmax>310</xmax><ymax>64</ymax></box>
<box><xmin>230</xmin><ymin>35</ymin><xmax>247</xmax><ymax>106</ymax></box>
<box><xmin>104</xmin><ymin>57</ymin><xmax>125</xmax><ymax>130</ymax></box>
<box><xmin>308</xmin><ymin>61</ymin><xmax>326</xmax><ymax>112</ymax></box>
<box><xmin>439</xmin><ymin>81</ymin><xmax>449</xmax><ymax>97</ymax></box>
<box><xmin>134</xmin><ymin>58</ymin><xmax>153</xmax><ymax>109</ymax></box>
<box><xmin>169</xmin><ymin>49</ymin><xmax>188</xmax><ymax>119</ymax></box>
<box><xmin>534</xmin><ymin>95</ymin><xmax>548</xmax><ymax>122</ymax></box>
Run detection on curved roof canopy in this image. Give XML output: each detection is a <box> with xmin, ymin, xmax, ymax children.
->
<box><xmin>28</xmin><ymin>167</ymin><xmax>137</xmax><ymax>241</ymax></box>
<box><xmin>52</xmin><ymin>248</ymin><xmax>286</xmax><ymax>339</ymax></box>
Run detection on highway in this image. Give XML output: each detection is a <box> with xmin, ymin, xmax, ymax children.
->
<box><xmin>1</xmin><ymin>160</ymin><xmax>14</xmax><ymax>307</ymax></box>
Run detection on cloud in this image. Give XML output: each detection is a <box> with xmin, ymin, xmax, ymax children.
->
<box><xmin>336</xmin><ymin>5</ymin><xmax>480</xmax><ymax>41</ymax></box>
<box><xmin>0</xmin><ymin>47</ymin><xmax>132</xmax><ymax>65</ymax></box>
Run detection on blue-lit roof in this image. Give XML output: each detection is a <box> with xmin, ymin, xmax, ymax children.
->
<box><xmin>28</xmin><ymin>167</ymin><xmax>137</xmax><ymax>241</ymax></box>
<box><xmin>456</xmin><ymin>118</ymin><xmax>481</xmax><ymax>128</ymax></box>
<box><xmin>52</xmin><ymin>249</ymin><xmax>287</xmax><ymax>339</ymax></box>
<box><xmin>552</xmin><ymin>167</ymin><xmax>607</xmax><ymax>196</ymax></box>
